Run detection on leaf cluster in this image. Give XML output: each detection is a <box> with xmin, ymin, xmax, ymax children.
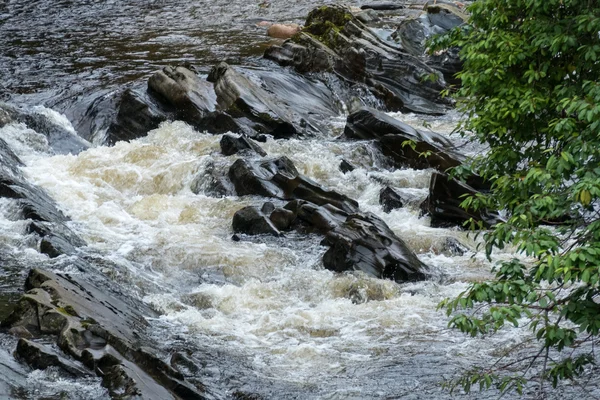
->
<box><xmin>431</xmin><ymin>0</ymin><xmax>600</xmax><ymax>395</ymax></box>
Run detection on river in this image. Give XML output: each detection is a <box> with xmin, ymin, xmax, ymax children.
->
<box><xmin>0</xmin><ymin>1</ymin><xmax>597</xmax><ymax>399</ymax></box>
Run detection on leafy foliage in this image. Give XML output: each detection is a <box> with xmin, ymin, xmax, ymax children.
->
<box><xmin>430</xmin><ymin>0</ymin><xmax>600</xmax><ymax>394</ymax></box>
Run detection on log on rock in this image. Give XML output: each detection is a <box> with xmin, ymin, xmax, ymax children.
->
<box><xmin>228</xmin><ymin>156</ymin><xmax>359</xmax><ymax>213</ymax></box>
<box><xmin>344</xmin><ymin>107</ymin><xmax>464</xmax><ymax>171</ymax></box>
<box><xmin>264</xmin><ymin>5</ymin><xmax>449</xmax><ymax>115</ymax></box>
<box><xmin>420</xmin><ymin>171</ymin><xmax>501</xmax><ymax>228</ymax></box>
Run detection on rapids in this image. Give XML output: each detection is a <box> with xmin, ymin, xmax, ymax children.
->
<box><xmin>1</xmin><ymin>0</ymin><xmax>598</xmax><ymax>399</ymax></box>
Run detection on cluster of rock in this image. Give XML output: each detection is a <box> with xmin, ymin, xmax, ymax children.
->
<box><xmin>0</xmin><ymin>2</ymin><xmax>498</xmax><ymax>398</ymax></box>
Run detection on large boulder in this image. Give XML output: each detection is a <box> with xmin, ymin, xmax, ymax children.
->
<box><xmin>264</xmin><ymin>5</ymin><xmax>450</xmax><ymax>115</ymax></box>
<box><xmin>232</xmin><ymin>206</ymin><xmax>281</xmax><ymax>236</ymax></box>
<box><xmin>220</xmin><ymin>133</ymin><xmax>267</xmax><ymax>157</ymax></box>
<box><xmin>228</xmin><ymin>156</ymin><xmax>359</xmax><ymax>213</ymax></box>
<box><xmin>322</xmin><ymin>212</ymin><xmax>427</xmax><ymax>282</ymax></box>
<box><xmin>344</xmin><ymin>107</ymin><xmax>464</xmax><ymax>171</ymax></box>
<box><xmin>420</xmin><ymin>171</ymin><xmax>501</xmax><ymax>228</ymax></box>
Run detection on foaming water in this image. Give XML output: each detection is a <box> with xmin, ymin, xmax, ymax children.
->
<box><xmin>15</xmin><ymin>115</ymin><xmax>545</xmax><ymax>398</ymax></box>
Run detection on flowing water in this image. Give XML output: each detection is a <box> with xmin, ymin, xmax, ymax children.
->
<box><xmin>1</xmin><ymin>1</ymin><xmax>599</xmax><ymax>399</ymax></box>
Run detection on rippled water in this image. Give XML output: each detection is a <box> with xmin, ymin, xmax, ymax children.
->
<box><xmin>1</xmin><ymin>0</ymin><xmax>599</xmax><ymax>399</ymax></box>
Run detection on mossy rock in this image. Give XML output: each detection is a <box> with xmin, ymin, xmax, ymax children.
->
<box><xmin>304</xmin><ymin>5</ymin><xmax>354</xmax><ymax>36</ymax></box>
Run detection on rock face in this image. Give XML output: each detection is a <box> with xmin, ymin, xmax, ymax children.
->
<box><xmin>420</xmin><ymin>171</ymin><xmax>501</xmax><ymax>228</ymax></box>
<box><xmin>344</xmin><ymin>107</ymin><xmax>464</xmax><ymax>171</ymax></box>
<box><xmin>229</xmin><ymin>155</ymin><xmax>427</xmax><ymax>283</ymax></box>
<box><xmin>322</xmin><ymin>213</ymin><xmax>427</xmax><ymax>282</ymax></box>
<box><xmin>2</xmin><ymin>268</ymin><xmax>205</xmax><ymax>400</ymax></box>
<box><xmin>264</xmin><ymin>5</ymin><xmax>450</xmax><ymax>115</ymax></box>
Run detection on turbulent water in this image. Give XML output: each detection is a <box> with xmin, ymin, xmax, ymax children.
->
<box><xmin>1</xmin><ymin>1</ymin><xmax>599</xmax><ymax>399</ymax></box>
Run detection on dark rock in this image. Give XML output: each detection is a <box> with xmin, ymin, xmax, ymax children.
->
<box><xmin>190</xmin><ymin>160</ymin><xmax>233</xmax><ymax>197</ymax></box>
<box><xmin>148</xmin><ymin>66</ymin><xmax>217</xmax><ymax>120</ymax></box>
<box><xmin>220</xmin><ymin>133</ymin><xmax>267</xmax><ymax>157</ymax></box>
<box><xmin>228</xmin><ymin>157</ymin><xmax>359</xmax><ymax>213</ymax></box>
<box><xmin>442</xmin><ymin>237</ymin><xmax>467</xmax><ymax>256</ymax></box>
<box><xmin>344</xmin><ymin>107</ymin><xmax>464</xmax><ymax>171</ymax></box>
<box><xmin>3</xmin><ymin>268</ymin><xmax>205</xmax><ymax>400</ymax></box>
<box><xmin>16</xmin><ymin>339</ymin><xmax>91</xmax><ymax>377</ymax></box>
<box><xmin>322</xmin><ymin>212</ymin><xmax>427</xmax><ymax>282</ymax></box>
<box><xmin>107</xmin><ymin>88</ymin><xmax>174</xmax><ymax>145</ymax></box>
<box><xmin>379</xmin><ymin>186</ymin><xmax>404</xmax><ymax>213</ymax></box>
<box><xmin>390</xmin><ymin>4</ymin><xmax>466</xmax><ymax>85</ymax></box>
<box><xmin>420</xmin><ymin>171</ymin><xmax>502</xmax><ymax>228</ymax></box>
<box><xmin>0</xmin><ymin>102</ymin><xmax>90</xmax><ymax>155</ymax></box>
<box><xmin>339</xmin><ymin>159</ymin><xmax>355</xmax><ymax>173</ymax></box>
<box><xmin>232</xmin><ymin>234</ymin><xmax>241</xmax><ymax>242</ymax></box>
<box><xmin>264</xmin><ymin>5</ymin><xmax>449</xmax><ymax>114</ymax></box>
<box><xmin>269</xmin><ymin>207</ymin><xmax>297</xmax><ymax>231</ymax></box>
<box><xmin>40</xmin><ymin>234</ymin><xmax>77</xmax><ymax>258</ymax></box>
<box><xmin>360</xmin><ymin>3</ymin><xmax>404</xmax><ymax>10</ymax></box>
<box><xmin>260</xmin><ymin>201</ymin><xmax>275</xmax><ymax>215</ymax></box>
<box><xmin>209</xmin><ymin>62</ymin><xmax>342</xmax><ymax>139</ymax></box>
<box><xmin>232</xmin><ymin>206</ymin><xmax>281</xmax><ymax>236</ymax></box>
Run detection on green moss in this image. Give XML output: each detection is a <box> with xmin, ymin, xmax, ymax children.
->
<box><xmin>56</xmin><ymin>305</ymin><xmax>79</xmax><ymax>317</ymax></box>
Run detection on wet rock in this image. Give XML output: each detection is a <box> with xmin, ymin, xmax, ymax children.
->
<box><xmin>344</xmin><ymin>107</ymin><xmax>464</xmax><ymax>171</ymax></box>
<box><xmin>267</xmin><ymin>23</ymin><xmax>301</xmax><ymax>39</ymax></box>
<box><xmin>0</xmin><ymin>102</ymin><xmax>90</xmax><ymax>155</ymax></box>
<box><xmin>322</xmin><ymin>212</ymin><xmax>427</xmax><ymax>282</ymax></box>
<box><xmin>264</xmin><ymin>5</ymin><xmax>449</xmax><ymax>114</ymax></box>
<box><xmin>232</xmin><ymin>206</ymin><xmax>281</xmax><ymax>236</ymax></box>
<box><xmin>360</xmin><ymin>3</ymin><xmax>404</xmax><ymax>10</ymax></box>
<box><xmin>220</xmin><ymin>133</ymin><xmax>267</xmax><ymax>157</ymax></box>
<box><xmin>260</xmin><ymin>201</ymin><xmax>275</xmax><ymax>215</ymax></box>
<box><xmin>391</xmin><ymin>4</ymin><xmax>466</xmax><ymax>84</ymax></box>
<box><xmin>107</xmin><ymin>88</ymin><xmax>174</xmax><ymax>145</ymax></box>
<box><xmin>339</xmin><ymin>159</ymin><xmax>355</xmax><ymax>173</ymax></box>
<box><xmin>442</xmin><ymin>237</ymin><xmax>467</xmax><ymax>256</ymax></box>
<box><xmin>8</xmin><ymin>326</ymin><xmax>33</xmax><ymax>339</ymax></box>
<box><xmin>269</xmin><ymin>207</ymin><xmax>296</xmax><ymax>231</ymax></box>
<box><xmin>40</xmin><ymin>234</ymin><xmax>78</xmax><ymax>258</ymax></box>
<box><xmin>228</xmin><ymin>156</ymin><xmax>359</xmax><ymax>213</ymax></box>
<box><xmin>190</xmin><ymin>160</ymin><xmax>234</xmax><ymax>197</ymax></box>
<box><xmin>420</xmin><ymin>171</ymin><xmax>501</xmax><ymax>228</ymax></box>
<box><xmin>379</xmin><ymin>186</ymin><xmax>404</xmax><ymax>213</ymax></box>
<box><xmin>209</xmin><ymin>62</ymin><xmax>340</xmax><ymax>139</ymax></box>
<box><xmin>2</xmin><ymin>268</ymin><xmax>205</xmax><ymax>400</ymax></box>
<box><xmin>16</xmin><ymin>339</ymin><xmax>91</xmax><ymax>377</ymax></box>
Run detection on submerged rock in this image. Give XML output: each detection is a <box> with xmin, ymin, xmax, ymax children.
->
<box><xmin>264</xmin><ymin>5</ymin><xmax>449</xmax><ymax>114</ymax></box>
<box><xmin>344</xmin><ymin>107</ymin><xmax>464</xmax><ymax>171</ymax></box>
